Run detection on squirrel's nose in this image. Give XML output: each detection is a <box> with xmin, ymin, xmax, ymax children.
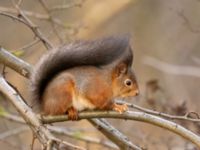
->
<box><xmin>135</xmin><ymin>90</ymin><xmax>139</xmax><ymax>96</ymax></box>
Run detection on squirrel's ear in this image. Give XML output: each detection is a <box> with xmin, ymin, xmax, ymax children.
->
<box><xmin>113</xmin><ymin>63</ymin><xmax>128</xmax><ymax>77</ymax></box>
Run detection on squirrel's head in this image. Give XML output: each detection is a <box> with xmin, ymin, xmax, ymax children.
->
<box><xmin>112</xmin><ymin>62</ymin><xmax>139</xmax><ymax>98</ymax></box>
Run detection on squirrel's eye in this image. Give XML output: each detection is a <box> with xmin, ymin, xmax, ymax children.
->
<box><xmin>124</xmin><ymin>79</ymin><xmax>132</xmax><ymax>86</ymax></box>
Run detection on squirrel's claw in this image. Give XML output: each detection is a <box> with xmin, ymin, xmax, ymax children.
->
<box><xmin>112</xmin><ymin>103</ymin><xmax>128</xmax><ymax>114</ymax></box>
<box><xmin>68</xmin><ymin>107</ymin><xmax>78</xmax><ymax>120</ymax></box>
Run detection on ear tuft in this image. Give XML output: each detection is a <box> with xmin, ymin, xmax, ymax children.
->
<box><xmin>114</xmin><ymin>63</ymin><xmax>127</xmax><ymax>77</ymax></box>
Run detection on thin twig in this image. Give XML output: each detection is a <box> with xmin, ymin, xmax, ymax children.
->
<box><xmin>0</xmin><ymin>6</ymin><xmax>48</xmax><ymax>19</ymax></box>
<box><xmin>176</xmin><ymin>9</ymin><xmax>200</xmax><ymax>33</ymax></box>
<box><xmin>0</xmin><ymin>11</ymin><xmax>53</xmax><ymax>50</ymax></box>
<box><xmin>0</xmin><ymin>126</ymin><xmax>28</xmax><ymax>140</ymax></box>
<box><xmin>0</xmin><ymin>6</ymin><xmax>70</xmax><ymax>28</ymax></box>
<box><xmin>1</xmin><ymin>64</ymin><xmax>6</xmax><ymax>78</ymax></box>
<box><xmin>117</xmin><ymin>100</ymin><xmax>200</xmax><ymax>123</ymax></box>
<box><xmin>12</xmin><ymin>1</ymin><xmax>54</xmax><ymax>49</ymax></box>
<box><xmin>16</xmin><ymin>29</ymin><xmax>60</xmax><ymax>52</ymax></box>
<box><xmin>143</xmin><ymin>56</ymin><xmax>200</xmax><ymax>78</ymax></box>
<box><xmin>49</xmin><ymin>126</ymin><xmax>119</xmax><ymax>150</ymax></box>
<box><xmin>31</xmin><ymin>132</ymin><xmax>37</xmax><ymax>150</ymax></box>
<box><xmin>38</xmin><ymin>0</ymin><xmax>63</xmax><ymax>43</ymax></box>
<box><xmin>49</xmin><ymin>0</ymin><xmax>85</xmax><ymax>11</ymax></box>
<box><xmin>17</xmin><ymin>38</ymin><xmax>41</xmax><ymax>51</ymax></box>
<box><xmin>0</xmin><ymin>11</ymin><xmax>30</xmax><ymax>27</ymax></box>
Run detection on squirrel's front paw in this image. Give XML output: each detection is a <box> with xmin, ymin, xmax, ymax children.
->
<box><xmin>112</xmin><ymin>103</ymin><xmax>128</xmax><ymax>114</ymax></box>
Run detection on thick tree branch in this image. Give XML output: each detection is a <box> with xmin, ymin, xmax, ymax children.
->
<box><xmin>0</xmin><ymin>47</ymin><xmax>32</xmax><ymax>78</ymax></box>
<box><xmin>0</xmin><ymin>76</ymin><xmax>84</xmax><ymax>150</ymax></box>
<box><xmin>88</xmin><ymin>118</ymin><xmax>141</xmax><ymax>150</ymax></box>
<box><xmin>41</xmin><ymin>111</ymin><xmax>200</xmax><ymax>148</ymax></box>
<box><xmin>0</xmin><ymin>112</ymin><xmax>118</xmax><ymax>150</ymax></box>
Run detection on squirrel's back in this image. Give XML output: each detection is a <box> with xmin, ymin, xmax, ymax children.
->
<box><xmin>31</xmin><ymin>35</ymin><xmax>132</xmax><ymax>104</ymax></box>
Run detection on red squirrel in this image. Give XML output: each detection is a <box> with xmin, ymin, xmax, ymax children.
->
<box><xmin>30</xmin><ymin>35</ymin><xmax>139</xmax><ymax>120</ymax></box>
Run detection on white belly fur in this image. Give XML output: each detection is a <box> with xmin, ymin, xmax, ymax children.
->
<box><xmin>72</xmin><ymin>96</ymin><xmax>96</xmax><ymax>111</ymax></box>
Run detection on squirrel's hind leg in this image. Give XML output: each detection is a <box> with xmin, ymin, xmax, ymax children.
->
<box><xmin>42</xmin><ymin>77</ymin><xmax>76</xmax><ymax>116</ymax></box>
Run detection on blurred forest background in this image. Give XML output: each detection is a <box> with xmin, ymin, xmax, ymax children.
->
<box><xmin>0</xmin><ymin>0</ymin><xmax>200</xmax><ymax>149</ymax></box>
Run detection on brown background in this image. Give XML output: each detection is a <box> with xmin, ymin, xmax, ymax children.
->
<box><xmin>0</xmin><ymin>0</ymin><xmax>200</xmax><ymax>149</ymax></box>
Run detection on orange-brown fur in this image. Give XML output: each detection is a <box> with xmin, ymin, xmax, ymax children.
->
<box><xmin>31</xmin><ymin>36</ymin><xmax>139</xmax><ymax>120</ymax></box>
<box><xmin>84</xmin><ymin>76</ymin><xmax>113</xmax><ymax>109</ymax></box>
<box><xmin>42</xmin><ymin>74</ymin><xmax>75</xmax><ymax>115</ymax></box>
<box><xmin>41</xmin><ymin>63</ymin><xmax>138</xmax><ymax>119</ymax></box>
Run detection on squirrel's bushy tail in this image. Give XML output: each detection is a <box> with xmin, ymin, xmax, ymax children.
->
<box><xmin>30</xmin><ymin>35</ymin><xmax>132</xmax><ymax>103</ymax></box>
